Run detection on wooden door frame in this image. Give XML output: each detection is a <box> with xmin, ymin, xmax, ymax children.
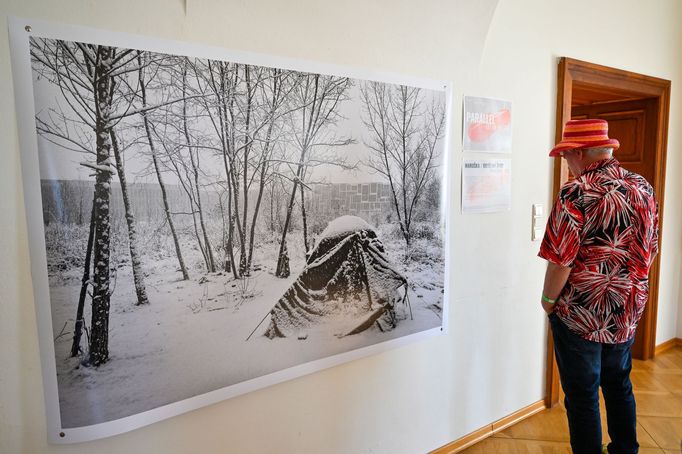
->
<box><xmin>546</xmin><ymin>57</ymin><xmax>671</xmax><ymax>407</ymax></box>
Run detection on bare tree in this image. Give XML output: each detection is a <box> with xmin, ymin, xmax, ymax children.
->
<box><xmin>266</xmin><ymin>177</ymin><xmax>288</xmax><ymax>234</ymax></box>
<box><xmin>195</xmin><ymin>62</ymin><xmax>301</xmax><ymax>277</ymax></box>
<box><xmin>70</xmin><ymin>191</ymin><xmax>96</xmax><ymax>357</ymax></box>
<box><xmin>31</xmin><ymin>40</ymin><xmax>127</xmax><ymax>365</ymax></box>
<box><xmin>148</xmin><ymin>57</ymin><xmax>219</xmax><ymax>274</ymax></box>
<box><xmin>244</xmin><ymin>68</ymin><xmax>299</xmax><ymax>272</ymax></box>
<box><xmin>110</xmin><ymin>129</ymin><xmax>149</xmax><ymax>305</ymax></box>
<box><xmin>361</xmin><ymin>82</ymin><xmax>445</xmax><ymax>250</ymax></box>
<box><xmin>299</xmin><ymin>167</ymin><xmax>310</xmax><ymax>253</ymax></box>
<box><xmin>32</xmin><ymin>39</ymin><xmax>194</xmax><ymax>365</ymax></box>
<box><xmin>181</xmin><ymin>60</ymin><xmax>217</xmax><ymax>273</ymax></box>
<box><xmin>137</xmin><ymin>53</ymin><xmax>190</xmax><ymax>280</ymax></box>
<box><xmin>275</xmin><ymin>74</ymin><xmax>355</xmax><ymax>278</ymax></box>
<box><xmin>197</xmin><ymin>60</ymin><xmax>240</xmax><ymax>278</ymax></box>
<box><xmin>155</xmin><ymin>120</ymin><xmax>211</xmax><ymax>273</ymax></box>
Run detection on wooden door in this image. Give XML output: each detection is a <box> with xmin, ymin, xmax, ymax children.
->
<box><xmin>571</xmin><ymin>97</ymin><xmax>661</xmax><ymax>359</ymax></box>
<box><xmin>548</xmin><ymin>57</ymin><xmax>670</xmax><ymax>408</ymax></box>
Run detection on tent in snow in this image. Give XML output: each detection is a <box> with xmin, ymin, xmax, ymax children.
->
<box><xmin>264</xmin><ymin>216</ymin><xmax>409</xmax><ymax>339</ymax></box>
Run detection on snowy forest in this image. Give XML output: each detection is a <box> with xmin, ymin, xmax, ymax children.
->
<box><xmin>30</xmin><ymin>37</ymin><xmax>447</xmax><ymax>427</ymax></box>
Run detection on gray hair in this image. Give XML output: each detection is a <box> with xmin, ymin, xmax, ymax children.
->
<box><xmin>585</xmin><ymin>147</ymin><xmax>614</xmax><ymax>158</ymax></box>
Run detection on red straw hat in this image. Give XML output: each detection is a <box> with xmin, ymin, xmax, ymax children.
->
<box><xmin>549</xmin><ymin>119</ymin><xmax>620</xmax><ymax>157</ymax></box>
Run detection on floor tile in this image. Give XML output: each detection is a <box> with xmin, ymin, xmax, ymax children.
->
<box><xmin>459</xmin><ymin>437</ymin><xmax>514</xmax><ymax>454</ymax></box>
<box><xmin>638</xmin><ymin>422</ymin><xmax>665</xmax><ymax>448</ymax></box>
<box><xmin>631</xmin><ymin>370</ymin><xmax>670</xmax><ymax>392</ymax></box>
<box><xmin>639</xmin><ymin>416</ymin><xmax>682</xmax><ymax>450</ymax></box>
<box><xmin>508</xmin><ymin>439</ymin><xmax>573</xmax><ymax>454</ymax></box>
<box><xmin>636</xmin><ymin>391</ymin><xmax>682</xmax><ymax>417</ymax></box>
<box><xmin>647</xmin><ymin>353</ymin><xmax>682</xmax><ymax>373</ymax></box>
<box><xmin>493</xmin><ymin>405</ymin><xmax>569</xmax><ymax>442</ymax></box>
<box><xmin>652</xmin><ymin>373</ymin><xmax>682</xmax><ymax>395</ymax></box>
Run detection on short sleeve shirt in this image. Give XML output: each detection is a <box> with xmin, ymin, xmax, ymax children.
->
<box><xmin>539</xmin><ymin>158</ymin><xmax>659</xmax><ymax>343</ymax></box>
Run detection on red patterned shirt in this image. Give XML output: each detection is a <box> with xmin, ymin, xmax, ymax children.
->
<box><xmin>539</xmin><ymin>158</ymin><xmax>658</xmax><ymax>343</ymax></box>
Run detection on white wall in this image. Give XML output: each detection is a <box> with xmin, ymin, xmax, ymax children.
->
<box><xmin>1</xmin><ymin>1</ymin><xmax>681</xmax><ymax>453</ymax></box>
<box><xmin>477</xmin><ymin>1</ymin><xmax>682</xmax><ymax>344</ymax></box>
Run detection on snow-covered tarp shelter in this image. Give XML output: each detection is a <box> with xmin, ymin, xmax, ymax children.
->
<box><xmin>264</xmin><ymin>216</ymin><xmax>409</xmax><ymax>339</ymax></box>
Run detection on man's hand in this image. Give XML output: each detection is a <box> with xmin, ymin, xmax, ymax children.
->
<box><xmin>541</xmin><ymin>297</ymin><xmax>554</xmax><ymax>314</ymax></box>
<box><xmin>541</xmin><ymin>261</ymin><xmax>572</xmax><ymax>315</ymax></box>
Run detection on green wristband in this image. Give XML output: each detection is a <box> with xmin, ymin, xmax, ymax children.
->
<box><xmin>542</xmin><ymin>295</ymin><xmax>557</xmax><ymax>304</ymax></box>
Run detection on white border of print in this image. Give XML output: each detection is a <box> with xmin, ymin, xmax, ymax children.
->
<box><xmin>462</xmin><ymin>95</ymin><xmax>513</xmax><ymax>153</ymax></box>
<box><xmin>8</xmin><ymin>16</ymin><xmax>453</xmax><ymax>444</ymax></box>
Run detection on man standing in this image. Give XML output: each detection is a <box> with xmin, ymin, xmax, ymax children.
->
<box><xmin>539</xmin><ymin>119</ymin><xmax>659</xmax><ymax>454</ymax></box>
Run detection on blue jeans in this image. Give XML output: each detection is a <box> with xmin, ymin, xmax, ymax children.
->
<box><xmin>549</xmin><ymin>312</ymin><xmax>638</xmax><ymax>454</ymax></box>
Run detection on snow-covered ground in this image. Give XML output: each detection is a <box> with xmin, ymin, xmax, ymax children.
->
<box><xmin>47</xmin><ymin>221</ymin><xmax>444</xmax><ymax>428</ymax></box>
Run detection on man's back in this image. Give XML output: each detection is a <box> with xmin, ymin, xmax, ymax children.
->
<box><xmin>539</xmin><ymin>157</ymin><xmax>659</xmax><ymax>343</ymax></box>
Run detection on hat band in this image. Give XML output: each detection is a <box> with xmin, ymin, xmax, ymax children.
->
<box><xmin>575</xmin><ymin>136</ymin><xmax>612</xmax><ymax>143</ymax></box>
<box><xmin>563</xmin><ymin>130</ymin><xmax>609</xmax><ymax>139</ymax></box>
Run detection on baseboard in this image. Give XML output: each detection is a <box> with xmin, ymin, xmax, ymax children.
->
<box><xmin>429</xmin><ymin>400</ymin><xmax>546</xmax><ymax>454</ymax></box>
<box><xmin>490</xmin><ymin>400</ymin><xmax>546</xmax><ymax>433</ymax></box>
<box><xmin>655</xmin><ymin>337</ymin><xmax>682</xmax><ymax>355</ymax></box>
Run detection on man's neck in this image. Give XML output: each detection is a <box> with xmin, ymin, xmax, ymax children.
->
<box><xmin>579</xmin><ymin>155</ymin><xmax>612</xmax><ymax>173</ymax></box>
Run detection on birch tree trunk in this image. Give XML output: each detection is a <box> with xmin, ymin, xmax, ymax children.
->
<box><xmin>88</xmin><ymin>45</ymin><xmax>115</xmax><ymax>367</ymax></box>
<box><xmin>192</xmin><ymin>157</ymin><xmax>216</xmax><ymax>273</ymax></box>
<box><xmin>222</xmin><ymin>150</ymin><xmax>238</xmax><ymax>278</ymax></box>
<box><xmin>275</xmin><ymin>75</ymin><xmax>319</xmax><ymax>277</ymax></box>
<box><xmin>239</xmin><ymin>65</ymin><xmax>252</xmax><ymax>275</ymax></box>
<box><xmin>227</xmin><ymin>69</ymin><xmax>246</xmax><ymax>260</ymax></box>
<box><xmin>215</xmin><ymin>63</ymin><xmax>239</xmax><ymax>279</ymax></box>
<box><xmin>300</xmin><ymin>187</ymin><xmax>309</xmax><ymax>254</ymax></box>
<box><xmin>246</xmin><ymin>69</ymin><xmax>281</xmax><ymax>271</ymax></box>
<box><xmin>247</xmin><ymin>158</ymin><xmax>268</xmax><ymax>270</ymax></box>
<box><xmin>275</xmin><ymin>171</ymin><xmax>301</xmax><ymax>278</ymax></box>
<box><xmin>269</xmin><ymin>182</ymin><xmax>275</xmax><ymax>233</ymax></box>
<box><xmin>71</xmin><ymin>191</ymin><xmax>96</xmax><ymax>357</ymax></box>
<box><xmin>144</xmin><ymin>118</ymin><xmax>190</xmax><ymax>280</ymax></box>
<box><xmin>110</xmin><ymin>129</ymin><xmax>149</xmax><ymax>306</ymax></box>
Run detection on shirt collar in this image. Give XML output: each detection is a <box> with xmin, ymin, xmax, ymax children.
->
<box><xmin>580</xmin><ymin>157</ymin><xmax>620</xmax><ymax>177</ymax></box>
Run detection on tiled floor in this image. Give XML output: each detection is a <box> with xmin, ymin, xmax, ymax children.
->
<box><xmin>460</xmin><ymin>346</ymin><xmax>682</xmax><ymax>453</ymax></box>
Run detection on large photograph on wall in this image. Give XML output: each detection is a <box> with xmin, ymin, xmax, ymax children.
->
<box><xmin>10</xmin><ymin>19</ymin><xmax>450</xmax><ymax>442</ymax></box>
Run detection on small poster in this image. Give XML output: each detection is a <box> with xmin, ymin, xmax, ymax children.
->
<box><xmin>463</xmin><ymin>96</ymin><xmax>512</xmax><ymax>153</ymax></box>
<box><xmin>461</xmin><ymin>159</ymin><xmax>511</xmax><ymax>214</ymax></box>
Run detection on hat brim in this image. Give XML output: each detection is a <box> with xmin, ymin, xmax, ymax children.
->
<box><xmin>549</xmin><ymin>138</ymin><xmax>620</xmax><ymax>157</ymax></box>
